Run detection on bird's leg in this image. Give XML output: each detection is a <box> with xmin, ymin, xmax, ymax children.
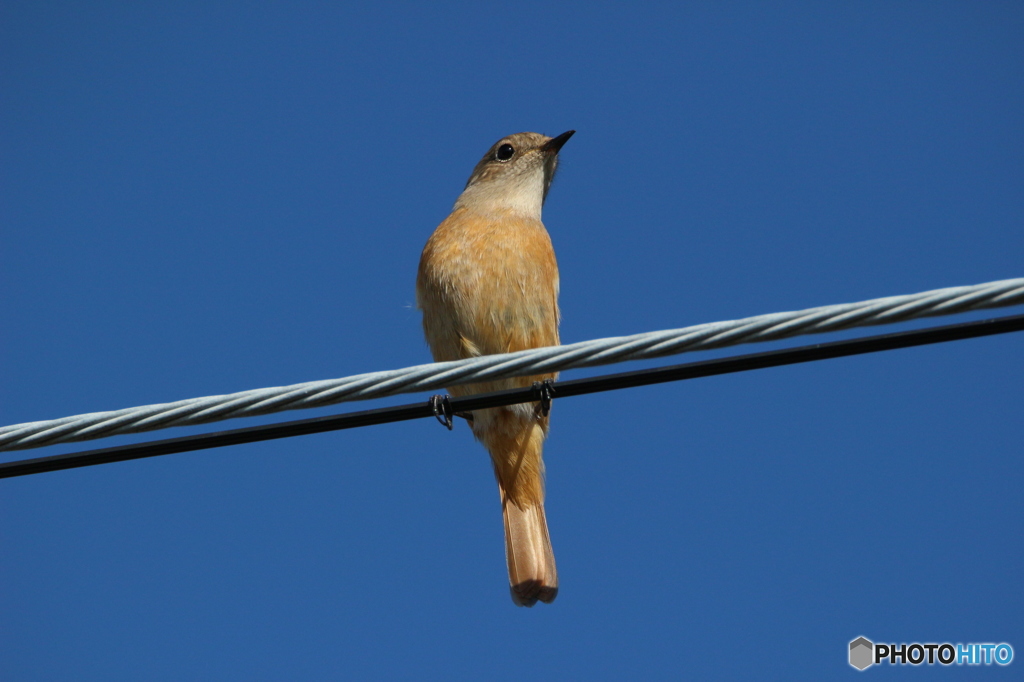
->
<box><xmin>532</xmin><ymin>379</ymin><xmax>555</xmax><ymax>417</ymax></box>
<box><xmin>429</xmin><ymin>394</ymin><xmax>454</xmax><ymax>430</ymax></box>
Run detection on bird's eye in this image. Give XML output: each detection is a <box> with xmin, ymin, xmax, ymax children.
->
<box><xmin>496</xmin><ymin>143</ymin><xmax>515</xmax><ymax>161</ymax></box>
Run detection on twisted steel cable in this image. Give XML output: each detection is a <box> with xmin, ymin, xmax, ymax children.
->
<box><xmin>2</xmin><ymin>277</ymin><xmax>1022</xmax><ymax>452</ymax></box>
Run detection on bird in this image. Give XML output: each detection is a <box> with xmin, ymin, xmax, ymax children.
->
<box><xmin>416</xmin><ymin>130</ymin><xmax>574</xmax><ymax>606</ymax></box>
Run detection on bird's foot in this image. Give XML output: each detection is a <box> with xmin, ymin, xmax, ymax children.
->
<box><xmin>532</xmin><ymin>379</ymin><xmax>555</xmax><ymax>417</ymax></box>
<box><xmin>429</xmin><ymin>394</ymin><xmax>454</xmax><ymax>430</ymax></box>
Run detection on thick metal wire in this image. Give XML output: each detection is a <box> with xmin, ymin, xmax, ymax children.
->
<box><xmin>2</xmin><ymin>278</ymin><xmax>1022</xmax><ymax>452</ymax></box>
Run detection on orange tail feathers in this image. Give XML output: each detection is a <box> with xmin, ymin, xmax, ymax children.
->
<box><xmin>476</xmin><ymin>408</ymin><xmax>558</xmax><ymax>606</ymax></box>
<box><xmin>502</xmin><ymin>493</ymin><xmax>558</xmax><ymax>606</ymax></box>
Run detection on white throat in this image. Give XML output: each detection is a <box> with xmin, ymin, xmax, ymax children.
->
<box><xmin>454</xmin><ymin>169</ymin><xmax>545</xmax><ymax>220</ymax></box>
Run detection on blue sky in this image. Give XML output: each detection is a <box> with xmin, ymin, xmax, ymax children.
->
<box><xmin>2</xmin><ymin>2</ymin><xmax>1022</xmax><ymax>679</ymax></box>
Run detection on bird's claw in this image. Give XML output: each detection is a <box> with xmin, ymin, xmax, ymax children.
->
<box><xmin>429</xmin><ymin>394</ymin><xmax>454</xmax><ymax>430</ymax></box>
<box><xmin>533</xmin><ymin>379</ymin><xmax>555</xmax><ymax>417</ymax></box>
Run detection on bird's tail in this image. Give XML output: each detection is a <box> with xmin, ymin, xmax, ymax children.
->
<box><xmin>501</xmin><ymin>490</ymin><xmax>558</xmax><ymax>606</ymax></box>
<box><xmin>476</xmin><ymin>409</ymin><xmax>558</xmax><ymax>606</ymax></box>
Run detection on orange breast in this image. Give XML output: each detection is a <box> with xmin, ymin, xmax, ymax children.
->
<box><xmin>417</xmin><ymin>207</ymin><xmax>560</xmax><ymax>371</ymax></box>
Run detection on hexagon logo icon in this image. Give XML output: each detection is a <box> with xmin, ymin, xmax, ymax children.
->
<box><xmin>849</xmin><ymin>637</ymin><xmax>874</xmax><ymax>670</ymax></box>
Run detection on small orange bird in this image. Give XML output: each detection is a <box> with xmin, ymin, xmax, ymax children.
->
<box><xmin>417</xmin><ymin>130</ymin><xmax>574</xmax><ymax>606</ymax></box>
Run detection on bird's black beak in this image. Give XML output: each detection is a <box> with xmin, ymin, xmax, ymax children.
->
<box><xmin>542</xmin><ymin>130</ymin><xmax>575</xmax><ymax>153</ymax></box>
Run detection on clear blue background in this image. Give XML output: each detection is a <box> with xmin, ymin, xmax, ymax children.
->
<box><xmin>2</xmin><ymin>2</ymin><xmax>1021</xmax><ymax>679</ymax></box>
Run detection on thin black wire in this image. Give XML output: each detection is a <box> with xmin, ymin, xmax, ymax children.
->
<box><xmin>2</xmin><ymin>313</ymin><xmax>1022</xmax><ymax>480</ymax></box>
